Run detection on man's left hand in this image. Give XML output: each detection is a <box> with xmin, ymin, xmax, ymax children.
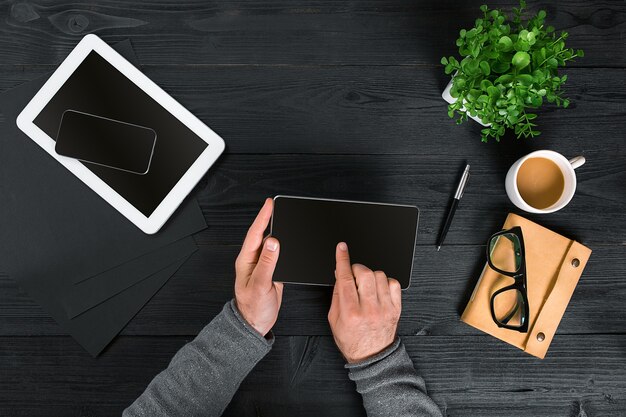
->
<box><xmin>234</xmin><ymin>198</ymin><xmax>284</xmax><ymax>337</ymax></box>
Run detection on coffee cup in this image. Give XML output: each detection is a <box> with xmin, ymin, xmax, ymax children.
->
<box><xmin>505</xmin><ymin>150</ymin><xmax>585</xmax><ymax>214</ymax></box>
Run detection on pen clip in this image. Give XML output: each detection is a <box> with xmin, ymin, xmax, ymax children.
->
<box><xmin>454</xmin><ymin>166</ymin><xmax>470</xmax><ymax>199</ymax></box>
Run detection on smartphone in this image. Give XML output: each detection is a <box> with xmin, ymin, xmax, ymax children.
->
<box><xmin>270</xmin><ymin>195</ymin><xmax>419</xmax><ymax>289</ymax></box>
<box><xmin>55</xmin><ymin>110</ymin><xmax>157</xmax><ymax>175</ymax></box>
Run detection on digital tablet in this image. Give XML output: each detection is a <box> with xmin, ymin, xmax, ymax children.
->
<box><xmin>17</xmin><ymin>34</ymin><xmax>225</xmax><ymax>234</ymax></box>
<box><xmin>270</xmin><ymin>196</ymin><xmax>419</xmax><ymax>289</ymax></box>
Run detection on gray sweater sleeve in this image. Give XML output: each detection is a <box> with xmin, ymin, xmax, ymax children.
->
<box><xmin>346</xmin><ymin>338</ymin><xmax>443</xmax><ymax>417</ymax></box>
<box><xmin>123</xmin><ymin>300</ymin><xmax>272</xmax><ymax>417</ymax></box>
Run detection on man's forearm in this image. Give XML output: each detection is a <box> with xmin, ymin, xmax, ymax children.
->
<box><xmin>346</xmin><ymin>338</ymin><xmax>443</xmax><ymax>417</ymax></box>
<box><xmin>124</xmin><ymin>300</ymin><xmax>272</xmax><ymax>417</ymax></box>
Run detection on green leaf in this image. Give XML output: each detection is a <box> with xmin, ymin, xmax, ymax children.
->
<box><xmin>538</xmin><ymin>10</ymin><xmax>547</xmax><ymax>20</ymax></box>
<box><xmin>519</xmin><ymin>29</ymin><xmax>529</xmax><ymax>40</ymax></box>
<box><xmin>440</xmin><ymin>57</ymin><xmax>448</xmax><ymax>65</ymax></box>
<box><xmin>492</xmin><ymin>61</ymin><xmax>510</xmax><ymax>74</ymax></box>
<box><xmin>487</xmin><ymin>85</ymin><xmax>500</xmax><ymax>97</ymax></box>
<box><xmin>460</xmin><ymin>29</ymin><xmax>467</xmax><ymax>38</ymax></box>
<box><xmin>516</xmin><ymin>74</ymin><xmax>534</xmax><ymax>86</ymax></box>
<box><xmin>512</xmin><ymin>51</ymin><xmax>531</xmax><ymax>69</ymax></box>
<box><xmin>480</xmin><ymin>79</ymin><xmax>493</xmax><ymax>91</ymax></box>
<box><xmin>495</xmin><ymin>74</ymin><xmax>514</xmax><ymax>84</ymax></box>
<box><xmin>468</xmin><ymin>89</ymin><xmax>481</xmax><ymax>100</ymax></box>
<box><xmin>479</xmin><ymin>61</ymin><xmax>491</xmax><ymax>75</ymax></box>
<box><xmin>497</xmin><ymin>35</ymin><xmax>513</xmax><ymax>52</ymax></box>
<box><xmin>480</xmin><ymin>4</ymin><xmax>488</xmax><ymax>12</ymax></box>
<box><xmin>514</xmin><ymin>39</ymin><xmax>531</xmax><ymax>52</ymax></box>
<box><xmin>484</xmin><ymin>48</ymin><xmax>500</xmax><ymax>59</ymax></box>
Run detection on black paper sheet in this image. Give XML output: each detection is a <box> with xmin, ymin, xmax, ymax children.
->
<box><xmin>0</xmin><ymin>40</ymin><xmax>207</xmax><ymax>355</ymax></box>
<box><xmin>63</xmin><ymin>236</ymin><xmax>197</xmax><ymax>318</ymax></box>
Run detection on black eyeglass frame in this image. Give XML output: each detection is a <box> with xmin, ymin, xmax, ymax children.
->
<box><xmin>486</xmin><ymin>226</ymin><xmax>529</xmax><ymax>333</ymax></box>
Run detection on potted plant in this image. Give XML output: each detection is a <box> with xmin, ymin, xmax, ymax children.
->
<box><xmin>441</xmin><ymin>1</ymin><xmax>584</xmax><ymax>142</ymax></box>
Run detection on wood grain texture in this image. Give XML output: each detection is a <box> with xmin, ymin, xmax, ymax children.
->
<box><xmin>193</xmin><ymin>155</ymin><xmax>625</xmax><ymax>244</ymax></box>
<box><xmin>0</xmin><ymin>335</ymin><xmax>624</xmax><ymax>416</ymax></box>
<box><xmin>1</xmin><ymin>66</ymin><xmax>624</xmax><ymax>155</ymax></box>
<box><xmin>184</xmin><ymin>152</ymin><xmax>624</xmax><ymax>245</ymax></box>
<box><xmin>0</xmin><ymin>0</ymin><xmax>624</xmax><ymax>67</ymax></box>
<box><xmin>2</xmin><ymin>245</ymin><xmax>625</xmax><ymax>337</ymax></box>
<box><xmin>0</xmin><ymin>1</ymin><xmax>624</xmax><ymax>416</ymax></box>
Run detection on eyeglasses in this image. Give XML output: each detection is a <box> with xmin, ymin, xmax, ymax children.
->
<box><xmin>486</xmin><ymin>226</ymin><xmax>529</xmax><ymax>333</ymax></box>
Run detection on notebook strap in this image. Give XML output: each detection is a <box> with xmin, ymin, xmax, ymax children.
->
<box><xmin>524</xmin><ymin>241</ymin><xmax>592</xmax><ymax>358</ymax></box>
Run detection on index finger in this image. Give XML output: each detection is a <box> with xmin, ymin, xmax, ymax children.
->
<box><xmin>335</xmin><ymin>242</ymin><xmax>358</xmax><ymax>305</ymax></box>
<box><xmin>239</xmin><ymin>198</ymin><xmax>274</xmax><ymax>264</ymax></box>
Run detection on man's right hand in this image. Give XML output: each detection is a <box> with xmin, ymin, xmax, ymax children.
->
<box><xmin>327</xmin><ymin>242</ymin><xmax>402</xmax><ymax>364</ymax></box>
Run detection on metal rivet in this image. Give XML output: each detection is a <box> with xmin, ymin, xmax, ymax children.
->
<box><xmin>571</xmin><ymin>258</ymin><xmax>580</xmax><ymax>267</ymax></box>
<box><xmin>537</xmin><ymin>332</ymin><xmax>545</xmax><ymax>342</ymax></box>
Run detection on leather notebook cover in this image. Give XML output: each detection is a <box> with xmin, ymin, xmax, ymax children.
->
<box><xmin>461</xmin><ymin>213</ymin><xmax>592</xmax><ymax>359</ymax></box>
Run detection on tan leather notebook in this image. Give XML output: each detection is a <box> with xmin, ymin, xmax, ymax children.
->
<box><xmin>461</xmin><ymin>213</ymin><xmax>592</xmax><ymax>359</ymax></box>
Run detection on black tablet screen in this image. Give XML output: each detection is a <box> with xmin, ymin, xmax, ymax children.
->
<box><xmin>270</xmin><ymin>196</ymin><xmax>419</xmax><ymax>288</ymax></box>
<box><xmin>33</xmin><ymin>51</ymin><xmax>208</xmax><ymax>217</ymax></box>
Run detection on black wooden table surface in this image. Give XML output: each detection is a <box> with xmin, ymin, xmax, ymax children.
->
<box><xmin>1</xmin><ymin>1</ymin><xmax>625</xmax><ymax>416</ymax></box>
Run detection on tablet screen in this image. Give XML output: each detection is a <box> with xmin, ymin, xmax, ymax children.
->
<box><xmin>33</xmin><ymin>51</ymin><xmax>208</xmax><ymax>217</ymax></box>
<box><xmin>270</xmin><ymin>196</ymin><xmax>419</xmax><ymax>288</ymax></box>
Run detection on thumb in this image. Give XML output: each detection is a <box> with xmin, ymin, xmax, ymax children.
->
<box><xmin>249</xmin><ymin>237</ymin><xmax>280</xmax><ymax>290</ymax></box>
<box><xmin>274</xmin><ymin>281</ymin><xmax>284</xmax><ymax>305</ymax></box>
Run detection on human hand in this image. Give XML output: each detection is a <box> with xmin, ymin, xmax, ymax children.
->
<box><xmin>234</xmin><ymin>198</ymin><xmax>283</xmax><ymax>337</ymax></box>
<box><xmin>328</xmin><ymin>242</ymin><xmax>402</xmax><ymax>363</ymax></box>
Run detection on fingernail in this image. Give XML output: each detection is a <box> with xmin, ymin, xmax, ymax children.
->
<box><xmin>266</xmin><ymin>238</ymin><xmax>279</xmax><ymax>252</ymax></box>
<box><xmin>338</xmin><ymin>242</ymin><xmax>347</xmax><ymax>251</ymax></box>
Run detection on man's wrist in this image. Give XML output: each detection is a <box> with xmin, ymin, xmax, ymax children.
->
<box><xmin>345</xmin><ymin>338</ymin><xmax>401</xmax><ymax>369</ymax></box>
<box><xmin>231</xmin><ymin>299</ymin><xmax>274</xmax><ymax>341</ymax></box>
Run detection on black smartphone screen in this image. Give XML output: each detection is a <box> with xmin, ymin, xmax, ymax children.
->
<box><xmin>55</xmin><ymin>110</ymin><xmax>156</xmax><ymax>175</ymax></box>
<box><xmin>270</xmin><ymin>196</ymin><xmax>419</xmax><ymax>289</ymax></box>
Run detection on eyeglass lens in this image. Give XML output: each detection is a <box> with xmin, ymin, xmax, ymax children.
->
<box><xmin>489</xmin><ymin>233</ymin><xmax>522</xmax><ymax>273</ymax></box>
<box><xmin>492</xmin><ymin>288</ymin><xmax>526</xmax><ymax>327</ymax></box>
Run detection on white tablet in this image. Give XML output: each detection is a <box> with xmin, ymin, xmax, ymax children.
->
<box><xmin>17</xmin><ymin>34</ymin><xmax>225</xmax><ymax>234</ymax></box>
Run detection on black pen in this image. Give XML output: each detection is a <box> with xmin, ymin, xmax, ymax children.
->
<box><xmin>437</xmin><ymin>164</ymin><xmax>470</xmax><ymax>251</ymax></box>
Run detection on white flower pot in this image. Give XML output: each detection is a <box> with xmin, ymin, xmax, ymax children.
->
<box><xmin>442</xmin><ymin>78</ymin><xmax>490</xmax><ymax>127</ymax></box>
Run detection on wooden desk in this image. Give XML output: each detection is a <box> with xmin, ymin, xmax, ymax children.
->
<box><xmin>1</xmin><ymin>1</ymin><xmax>624</xmax><ymax>415</ymax></box>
